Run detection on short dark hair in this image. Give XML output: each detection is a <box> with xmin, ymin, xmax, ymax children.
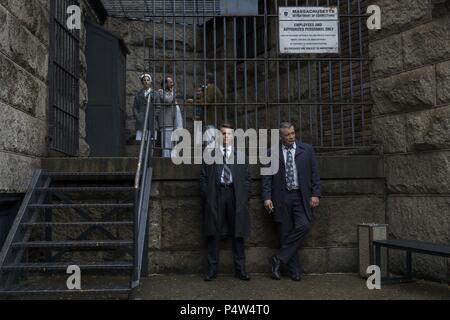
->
<box><xmin>219</xmin><ymin>123</ymin><xmax>233</xmax><ymax>130</ymax></box>
<box><xmin>161</xmin><ymin>76</ymin><xmax>172</xmax><ymax>89</ymax></box>
<box><xmin>279</xmin><ymin>121</ymin><xmax>294</xmax><ymax>130</ymax></box>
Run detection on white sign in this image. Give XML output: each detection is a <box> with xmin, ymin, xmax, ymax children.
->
<box><xmin>279</xmin><ymin>7</ymin><xmax>340</xmax><ymax>54</ymax></box>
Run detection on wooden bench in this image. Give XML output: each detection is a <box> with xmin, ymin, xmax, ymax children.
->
<box><xmin>373</xmin><ymin>239</ymin><xmax>450</xmax><ymax>284</ymax></box>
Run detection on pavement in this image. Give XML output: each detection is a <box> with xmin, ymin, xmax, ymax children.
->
<box><xmin>132</xmin><ymin>273</ymin><xmax>450</xmax><ymax>300</ymax></box>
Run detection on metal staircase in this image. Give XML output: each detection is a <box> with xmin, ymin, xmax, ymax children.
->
<box><xmin>0</xmin><ymin>93</ymin><xmax>155</xmax><ymax>299</ymax></box>
<box><xmin>0</xmin><ymin>170</ymin><xmax>136</xmax><ymax>297</ymax></box>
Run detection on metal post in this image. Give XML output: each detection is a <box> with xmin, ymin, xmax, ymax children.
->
<box><xmin>224</xmin><ymin>15</ymin><xmax>228</xmax><ymax>122</ymax></box>
<box><xmin>375</xmin><ymin>243</ymin><xmax>381</xmax><ymax>271</ymax></box>
<box><xmin>203</xmin><ymin>0</ymin><xmax>208</xmax><ymax>126</ymax></box>
<box><xmin>357</xmin><ymin>0</ymin><xmax>365</xmax><ymax>146</ymax></box>
<box><xmin>275</xmin><ymin>0</ymin><xmax>280</xmax><ymax>125</ymax></box>
<box><xmin>244</xmin><ymin>16</ymin><xmax>248</xmax><ymax>130</ymax></box>
<box><xmin>347</xmin><ymin>0</ymin><xmax>355</xmax><ymax>146</ymax></box>
<box><xmin>406</xmin><ymin>251</ymin><xmax>412</xmax><ymax>280</ymax></box>
<box><xmin>253</xmin><ymin>15</ymin><xmax>258</xmax><ymax>130</ymax></box>
<box><xmin>264</xmin><ymin>0</ymin><xmax>269</xmax><ymax>130</ymax></box>
<box><xmin>233</xmin><ymin>17</ymin><xmax>238</xmax><ymax>129</ymax></box>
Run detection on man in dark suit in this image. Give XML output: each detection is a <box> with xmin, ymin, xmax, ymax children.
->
<box><xmin>261</xmin><ymin>122</ymin><xmax>321</xmax><ymax>281</ymax></box>
<box><xmin>200</xmin><ymin>123</ymin><xmax>252</xmax><ymax>281</ymax></box>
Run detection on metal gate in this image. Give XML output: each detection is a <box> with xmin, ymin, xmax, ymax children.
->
<box><xmin>104</xmin><ymin>0</ymin><xmax>371</xmax><ymax>150</ymax></box>
<box><xmin>48</xmin><ymin>0</ymin><xmax>80</xmax><ymax>156</ymax></box>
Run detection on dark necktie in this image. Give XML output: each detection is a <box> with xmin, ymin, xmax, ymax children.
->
<box><xmin>285</xmin><ymin>145</ymin><xmax>296</xmax><ymax>190</ymax></box>
<box><xmin>223</xmin><ymin>148</ymin><xmax>232</xmax><ymax>184</ymax></box>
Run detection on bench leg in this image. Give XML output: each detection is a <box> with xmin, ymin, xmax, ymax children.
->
<box><xmin>377</xmin><ymin>247</ymin><xmax>416</xmax><ymax>285</ymax></box>
<box><xmin>406</xmin><ymin>251</ymin><xmax>412</xmax><ymax>280</ymax></box>
<box><xmin>446</xmin><ymin>258</ymin><xmax>449</xmax><ymax>287</ymax></box>
<box><xmin>375</xmin><ymin>244</ymin><xmax>381</xmax><ymax>270</ymax></box>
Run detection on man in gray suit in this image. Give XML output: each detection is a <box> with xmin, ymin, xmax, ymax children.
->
<box><xmin>133</xmin><ymin>74</ymin><xmax>160</xmax><ymax>142</ymax></box>
<box><xmin>262</xmin><ymin>122</ymin><xmax>321</xmax><ymax>281</ymax></box>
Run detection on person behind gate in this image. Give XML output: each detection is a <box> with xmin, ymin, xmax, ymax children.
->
<box><xmin>199</xmin><ymin>123</ymin><xmax>252</xmax><ymax>281</ymax></box>
<box><xmin>158</xmin><ymin>76</ymin><xmax>184</xmax><ymax>158</ymax></box>
<box><xmin>261</xmin><ymin>122</ymin><xmax>321</xmax><ymax>281</ymax></box>
<box><xmin>133</xmin><ymin>74</ymin><xmax>160</xmax><ymax>142</ymax></box>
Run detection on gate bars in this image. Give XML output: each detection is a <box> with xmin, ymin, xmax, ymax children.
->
<box><xmin>106</xmin><ymin>0</ymin><xmax>372</xmax><ymax>150</ymax></box>
<box><xmin>49</xmin><ymin>0</ymin><xmax>81</xmax><ymax>156</ymax></box>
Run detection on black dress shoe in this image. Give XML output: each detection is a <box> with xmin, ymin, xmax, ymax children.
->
<box><xmin>270</xmin><ymin>255</ymin><xmax>282</xmax><ymax>280</ymax></box>
<box><xmin>291</xmin><ymin>273</ymin><xmax>302</xmax><ymax>282</ymax></box>
<box><xmin>235</xmin><ymin>271</ymin><xmax>251</xmax><ymax>281</ymax></box>
<box><xmin>204</xmin><ymin>270</ymin><xmax>217</xmax><ymax>281</ymax></box>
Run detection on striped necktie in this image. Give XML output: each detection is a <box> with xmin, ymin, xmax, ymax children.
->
<box><xmin>223</xmin><ymin>148</ymin><xmax>232</xmax><ymax>184</ymax></box>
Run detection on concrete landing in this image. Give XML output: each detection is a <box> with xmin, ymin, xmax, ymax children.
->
<box><xmin>132</xmin><ymin>274</ymin><xmax>450</xmax><ymax>300</ymax></box>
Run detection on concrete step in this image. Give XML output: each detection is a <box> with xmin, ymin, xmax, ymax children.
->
<box><xmin>42</xmin><ymin>158</ymin><xmax>138</xmax><ymax>173</ymax></box>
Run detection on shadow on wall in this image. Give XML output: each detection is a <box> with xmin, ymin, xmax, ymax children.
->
<box><xmin>0</xmin><ymin>195</ymin><xmax>23</xmax><ymax>249</ymax></box>
<box><xmin>432</xmin><ymin>0</ymin><xmax>450</xmax><ymax>18</ymax></box>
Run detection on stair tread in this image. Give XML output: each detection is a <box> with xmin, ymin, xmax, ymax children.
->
<box><xmin>21</xmin><ymin>221</ymin><xmax>134</xmax><ymax>227</ymax></box>
<box><xmin>28</xmin><ymin>203</ymin><xmax>134</xmax><ymax>208</ymax></box>
<box><xmin>36</xmin><ymin>187</ymin><xmax>135</xmax><ymax>192</ymax></box>
<box><xmin>0</xmin><ymin>285</ymin><xmax>132</xmax><ymax>295</ymax></box>
<box><xmin>44</xmin><ymin>172</ymin><xmax>136</xmax><ymax>176</ymax></box>
<box><xmin>2</xmin><ymin>262</ymin><xmax>134</xmax><ymax>271</ymax></box>
<box><xmin>12</xmin><ymin>240</ymin><xmax>133</xmax><ymax>248</ymax></box>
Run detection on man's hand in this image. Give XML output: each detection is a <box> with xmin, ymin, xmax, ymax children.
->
<box><xmin>264</xmin><ymin>200</ymin><xmax>274</xmax><ymax>213</ymax></box>
<box><xmin>310</xmin><ymin>197</ymin><xmax>320</xmax><ymax>209</ymax></box>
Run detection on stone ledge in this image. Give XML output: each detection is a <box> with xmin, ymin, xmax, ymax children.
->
<box><xmin>152</xmin><ymin>155</ymin><xmax>384</xmax><ymax>180</ymax></box>
<box><xmin>149</xmin><ymin>179</ymin><xmax>386</xmax><ymax>199</ymax></box>
<box><xmin>41</xmin><ymin>155</ymin><xmax>385</xmax><ymax>180</ymax></box>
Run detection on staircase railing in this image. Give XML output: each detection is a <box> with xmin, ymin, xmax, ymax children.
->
<box><xmin>132</xmin><ymin>91</ymin><xmax>156</xmax><ymax>289</ymax></box>
<box><xmin>0</xmin><ymin>170</ymin><xmax>49</xmax><ymax>288</ymax></box>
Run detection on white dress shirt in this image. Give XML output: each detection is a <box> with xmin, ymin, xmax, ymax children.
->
<box><xmin>220</xmin><ymin>145</ymin><xmax>233</xmax><ymax>184</ymax></box>
<box><xmin>282</xmin><ymin>143</ymin><xmax>299</xmax><ymax>189</ymax></box>
<box><xmin>144</xmin><ymin>88</ymin><xmax>152</xmax><ymax>98</ymax></box>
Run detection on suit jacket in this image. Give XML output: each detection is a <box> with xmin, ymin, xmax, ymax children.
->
<box><xmin>133</xmin><ymin>89</ymin><xmax>160</xmax><ymax>131</ymax></box>
<box><xmin>158</xmin><ymin>89</ymin><xmax>182</xmax><ymax>129</ymax></box>
<box><xmin>200</xmin><ymin>148</ymin><xmax>252</xmax><ymax>238</ymax></box>
<box><xmin>261</xmin><ymin>141</ymin><xmax>321</xmax><ymax>223</ymax></box>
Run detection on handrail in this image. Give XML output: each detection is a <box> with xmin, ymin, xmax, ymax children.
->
<box><xmin>132</xmin><ymin>91</ymin><xmax>155</xmax><ymax>289</ymax></box>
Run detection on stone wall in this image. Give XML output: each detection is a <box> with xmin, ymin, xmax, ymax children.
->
<box><xmin>41</xmin><ymin>155</ymin><xmax>385</xmax><ymax>275</ymax></box>
<box><xmin>0</xmin><ymin>1</ymin><xmax>103</xmax><ymax>193</ymax></box>
<box><xmin>147</xmin><ymin>156</ymin><xmax>385</xmax><ymax>274</ymax></box>
<box><xmin>0</xmin><ymin>0</ymin><xmax>49</xmax><ymax>192</ymax></box>
<box><xmin>370</xmin><ymin>0</ymin><xmax>450</xmax><ymax>281</ymax></box>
